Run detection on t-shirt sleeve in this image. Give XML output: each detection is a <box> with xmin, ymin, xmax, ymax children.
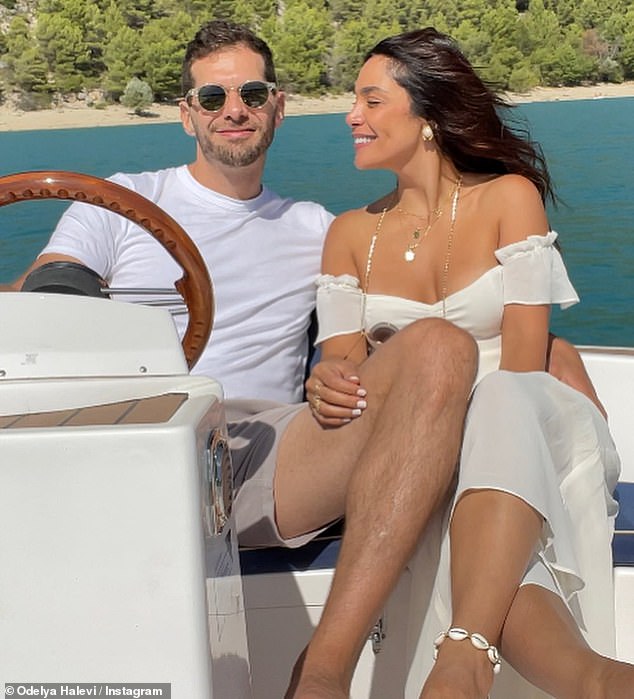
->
<box><xmin>315</xmin><ymin>274</ymin><xmax>364</xmax><ymax>344</ymax></box>
<box><xmin>494</xmin><ymin>231</ymin><xmax>579</xmax><ymax>309</ymax></box>
<box><xmin>41</xmin><ymin>202</ymin><xmax>118</xmax><ymax>278</ymax></box>
<box><xmin>40</xmin><ymin>172</ymin><xmax>134</xmax><ymax>279</ymax></box>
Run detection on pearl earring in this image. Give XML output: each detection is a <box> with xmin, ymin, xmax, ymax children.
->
<box><xmin>422</xmin><ymin>124</ymin><xmax>434</xmax><ymax>141</ymax></box>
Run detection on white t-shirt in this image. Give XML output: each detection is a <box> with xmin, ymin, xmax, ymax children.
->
<box><xmin>42</xmin><ymin>165</ymin><xmax>333</xmax><ymax>402</ymax></box>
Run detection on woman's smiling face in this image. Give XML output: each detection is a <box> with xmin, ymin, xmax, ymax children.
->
<box><xmin>346</xmin><ymin>54</ymin><xmax>424</xmax><ymax>172</ymax></box>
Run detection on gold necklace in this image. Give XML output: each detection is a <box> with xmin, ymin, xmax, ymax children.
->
<box><xmin>364</xmin><ymin>175</ymin><xmax>463</xmax><ymax>319</ymax></box>
<box><xmin>396</xmin><ymin>180</ymin><xmax>461</xmax><ymax>263</ymax></box>
<box><xmin>397</xmin><ymin>205</ymin><xmax>443</xmax><ymax>262</ymax></box>
<box><xmin>441</xmin><ymin>175</ymin><xmax>462</xmax><ymax>317</ymax></box>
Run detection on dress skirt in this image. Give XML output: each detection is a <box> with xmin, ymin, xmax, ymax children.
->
<box><xmin>402</xmin><ymin>370</ymin><xmax>620</xmax><ymax>699</ymax></box>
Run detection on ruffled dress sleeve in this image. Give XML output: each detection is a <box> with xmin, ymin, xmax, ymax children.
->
<box><xmin>494</xmin><ymin>231</ymin><xmax>579</xmax><ymax>309</ymax></box>
<box><xmin>315</xmin><ymin>273</ymin><xmax>364</xmax><ymax>344</ymax></box>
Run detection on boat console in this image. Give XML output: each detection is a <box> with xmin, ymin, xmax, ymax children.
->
<box><xmin>0</xmin><ymin>172</ymin><xmax>251</xmax><ymax>697</ymax></box>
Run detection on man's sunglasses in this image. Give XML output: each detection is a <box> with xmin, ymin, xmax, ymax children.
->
<box><xmin>185</xmin><ymin>81</ymin><xmax>277</xmax><ymax>113</ymax></box>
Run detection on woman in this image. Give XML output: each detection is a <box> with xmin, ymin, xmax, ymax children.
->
<box><xmin>306</xmin><ymin>28</ymin><xmax>632</xmax><ymax>699</ymax></box>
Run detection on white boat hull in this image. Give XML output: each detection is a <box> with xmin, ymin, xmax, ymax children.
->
<box><xmin>0</xmin><ymin>294</ymin><xmax>250</xmax><ymax>696</ymax></box>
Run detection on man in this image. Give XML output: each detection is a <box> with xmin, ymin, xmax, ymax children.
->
<box><xmin>1</xmin><ymin>20</ymin><xmax>602</xmax><ymax>699</ymax></box>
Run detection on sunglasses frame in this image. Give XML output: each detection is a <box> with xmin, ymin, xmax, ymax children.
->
<box><xmin>185</xmin><ymin>80</ymin><xmax>278</xmax><ymax>114</ymax></box>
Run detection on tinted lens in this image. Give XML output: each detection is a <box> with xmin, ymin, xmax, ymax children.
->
<box><xmin>197</xmin><ymin>85</ymin><xmax>227</xmax><ymax>112</ymax></box>
<box><xmin>239</xmin><ymin>81</ymin><xmax>271</xmax><ymax>108</ymax></box>
<box><xmin>367</xmin><ymin>323</ymin><xmax>398</xmax><ymax>345</ymax></box>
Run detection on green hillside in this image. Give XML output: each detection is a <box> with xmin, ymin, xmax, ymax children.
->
<box><xmin>1</xmin><ymin>0</ymin><xmax>633</xmax><ymax>109</ymax></box>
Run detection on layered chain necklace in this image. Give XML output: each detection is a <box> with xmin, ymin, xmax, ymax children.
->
<box><xmin>397</xmin><ymin>178</ymin><xmax>463</xmax><ymax>262</ymax></box>
<box><xmin>398</xmin><ymin>204</ymin><xmax>443</xmax><ymax>262</ymax></box>
<box><xmin>364</xmin><ymin>175</ymin><xmax>463</xmax><ymax>318</ymax></box>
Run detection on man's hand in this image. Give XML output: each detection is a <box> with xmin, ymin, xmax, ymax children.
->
<box><xmin>548</xmin><ymin>335</ymin><xmax>607</xmax><ymax>419</ymax></box>
<box><xmin>305</xmin><ymin>357</ymin><xmax>368</xmax><ymax>427</ymax></box>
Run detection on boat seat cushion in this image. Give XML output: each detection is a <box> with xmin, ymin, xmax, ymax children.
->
<box><xmin>239</xmin><ymin>483</ymin><xmax>634</xmax><ymax>574</ymax></box>
<box><xmin>240</xmin><ymin>522</ymin><xmax>342</xmax><ymax>575</ymax></box>
<box><xmin>613</xmin><ymin>482</ymin><xmax>634</xmax><ymax>566</ymax></box>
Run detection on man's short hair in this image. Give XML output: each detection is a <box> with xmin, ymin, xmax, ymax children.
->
<box><xmin>181</xmin><ymin>19</ymin><xmax>277</xmax><ymax>94</ymax></box>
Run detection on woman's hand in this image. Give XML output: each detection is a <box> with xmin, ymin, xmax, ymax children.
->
<box><xmin>305</xmin><ymin>357</ymin><xmax>368</xmax><ymax>427</ymax></box>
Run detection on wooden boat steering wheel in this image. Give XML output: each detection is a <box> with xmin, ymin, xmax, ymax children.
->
<box><xmin>0</xmin><ymin>170</ymin><xmax>213</xmax><ymax>369</ymax></box>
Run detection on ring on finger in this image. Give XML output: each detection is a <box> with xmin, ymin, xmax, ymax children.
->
<box><xmin>313</xmin><ymin>395</ymin><xmax>321</xmax><ymax>414</ymax></box>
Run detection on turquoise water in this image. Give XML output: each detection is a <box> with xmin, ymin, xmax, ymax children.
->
<box><xmin>1</xmin><ymin>98</ymin><xmax>633</xmax><ymax>346</ymax></box>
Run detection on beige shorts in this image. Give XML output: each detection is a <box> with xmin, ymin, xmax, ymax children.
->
<box><xmin>226</xmin><ymin>398</ymin><xmax>328</xmax><ymax>549</ymax></box>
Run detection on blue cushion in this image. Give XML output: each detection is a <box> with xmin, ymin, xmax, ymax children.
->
<box><xmin>240</xmin><ymin>536</ymin><xmax>341</xmax><ymax>575</ymax></box>
<box><xmin>239</xmin><ymin>483</ymin><xmax>634</xmax><ymax>574</ymax></box>
<box><xmin>614</xmin><ymin>482</ymin><xmax>634</xmax><ymax>531</ymax></box>
<box><xmin>613</xmin><ymin>533</ymin><xmax>634</xmax><ymax>566</ymax></box>
<box><xmin>613</xmin><ymin>482</ymin><xmax>634</xmax><ymax>567</ymax></box>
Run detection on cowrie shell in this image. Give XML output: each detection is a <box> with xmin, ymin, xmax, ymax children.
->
<box><xmin>470</xmin><ymin>632</ymin><xmax>489</xmax><ymax>650</ymax></box>
<box><xmin>447</xmin><ymin>627</ymin><xmax>469</xmax><ymax>641</ymax></box>
<box><xmin>433</xmin><ymin>632</ymin><xmax>447</xmax><ymax>647</ymax></box>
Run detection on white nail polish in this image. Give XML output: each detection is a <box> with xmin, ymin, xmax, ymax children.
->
<box><xmin>352</xmin><ymin>408</ymin><xmax>362</xmax><ymax>417</ymax></box>
<box><xmin>357</xmin><ymin>400</ymin><xmax>367</xmax><ymax>409</ymax></box>
<box><xmin>357</xmin><ymin>388</ymin><xmax>367</xmax><ymax>397</ymax></box>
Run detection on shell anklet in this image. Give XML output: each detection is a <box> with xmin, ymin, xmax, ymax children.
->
<box><xmin>433</xmin><ymin>627</ymin><xmax>501</xmax><ymax>675</ymax></box>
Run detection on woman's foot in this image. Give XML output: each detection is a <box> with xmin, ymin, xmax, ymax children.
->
<box><xmin>419</xmin><ymin>635</ymin><xmax>495</xmax><ymax>699</ymax></box>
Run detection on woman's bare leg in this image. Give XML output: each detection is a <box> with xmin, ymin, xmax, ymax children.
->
<box><xmin>420</xmin><ymin>489</ymin><xmax>542</xmax><ymax>699</ymax></box>
<box><xmin>502</xmin><ymin>584</ymin><xmax>634</xmax><ymax>699</ymax></box>
<box><xmin>420</xmin><ymin>488</ymin><xmax>634</xmax><ymax>698</ymax></box>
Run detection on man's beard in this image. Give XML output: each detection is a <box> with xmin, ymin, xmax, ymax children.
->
<box><xmin>195</xmin><ymin>120</ymin><xmax>275</xmax><ymax>167</ymax></box>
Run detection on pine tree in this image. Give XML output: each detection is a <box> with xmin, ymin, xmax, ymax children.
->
<box><xmin>138</xmin><ymin>12</ymin><xmax>196</xmax><ymax>98</ymax></box>
<box><xmin>103</xmin><ymin>25</ymin><xmax>143</xmax><ymax>97</ymax></box>
<box><xmin>261</xmin><ymin>0</ymin><xmax>333</xmax><ymax>93</ymax></box>
<box><xmin>3</xmin><ymin>16</ymin><xmax>52</xmax><ymax>106</ymax></box>
<box><xmin>36</xmin><ymin>12</ymin><xmax>90</xmax><ymax>92</ymax></box>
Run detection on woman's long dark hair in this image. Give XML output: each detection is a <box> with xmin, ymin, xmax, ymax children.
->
<box><xmin>365</xmin><ymin>28</ymin><xmax>554</xmax><ymax>203</ymax></box>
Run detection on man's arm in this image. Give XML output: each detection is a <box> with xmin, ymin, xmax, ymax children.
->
<box><xmin>0</xmin><ymin>253</ymin><xmax>86</xmax><ymax>292</ymax></box>
<box><xmin>1</xmin><ymin>191</ymin><xmax>120</xmax><ymax>293</ymax></box>
<box><xmin>547</xmin><ymin>334</ymin><xmax>607</xmax><ymax>418</ymax></box>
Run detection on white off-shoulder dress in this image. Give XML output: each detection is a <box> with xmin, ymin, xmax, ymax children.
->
<box><xmin>315</xmin><ymin>233</ymin><xmax>620</xmax><ymax>698</ymax></box>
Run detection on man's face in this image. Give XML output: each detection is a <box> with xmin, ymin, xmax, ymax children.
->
<box><xmin>180</xmin><ymin>46</ymin><xmax>284</xmax><ymax>169</ymax></box>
